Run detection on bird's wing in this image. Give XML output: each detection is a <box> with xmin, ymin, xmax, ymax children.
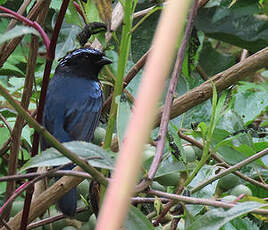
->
<box><xmin>63</xmin><ymin>94</ymin><xmax>102</xmax><ymax>142</ymax></box>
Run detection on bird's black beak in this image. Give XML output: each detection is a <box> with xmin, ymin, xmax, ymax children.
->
<box><xmin>97</xmin><ymin>56</ymin><xmax>112</xmax><ymax>66</ymax></box>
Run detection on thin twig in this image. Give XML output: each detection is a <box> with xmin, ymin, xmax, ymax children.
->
<box><xmin>131</xmin><ymin>197</ymin><xmax>169</xmax><ymax>204</ymax></box>
<box><xmin>0</xmin><ymin>113</ymin><xmax>12</xmax><ymax>134</ymax></box>
<box><xmin>27</xmin><ymin>207</ymin><xmax>87</xmax><ymax>229</ymax></box>
<box><xmin>0</xmin><ymin>170</ymin><xmax>93</xmax><ymax>182</ymax></box>
<box><xmin>148</xmin><ymin>189</ymin><xmax>268</xmax><ymax>215</ymax></box>
<box><xmin>148</xmin><ymin>0</ymin><xmax>199</xmax><ymax>180</ymax></box>
<box><xmin>0</xmin><ymin>164</ymin><xmax>69</xmax><ymax>216</ymax></box>
<box><xmin>191</xmin><ymin>147</ymin><xmax>268</xmax><ymax>193</ymax></box>
<box><xmin>0</xmin><ymin>6</ymin><xmax>50</xmax><ymax>50</ymax></box>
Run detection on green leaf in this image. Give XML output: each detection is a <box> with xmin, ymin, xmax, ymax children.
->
<box><xmin>66</xmin><ymin>0</ymin><xmax>82</xmax><ymax>27</ymax></box>
<box><xmin>0</xmin><ymin>62</ymin><xmax>25</xmax><ymax>78</ymax></box>
<box><xmin>233</xmin><ymin>144</ymin><xmax>264</xmax><ymax>167</ymax></box>
<box><xmin>187</xmin><ymin>165</ymin><xmax>219</xmax><ymax>216</ymax></box>
<box><xmin>233</xmin><ymin>91</ymin><xmax>268</xmax><ymax>126</ymax></box>
<box><xmin>8</xmin><ymin>77</ymin><xmax>25</xmax><ymax>93</ymax></box>
<box><xmin>131</xmin><ymin>1</ymin><xmax>160</xmax><ymax>62</ymax></box>
<box><xmin>20</xmin><ymin>141</ymin><xmax>115</xmax><ymax>171</ymax></box>
<box><xmin>85</xmin><ymin>0</ymin><xmax>101</xmax><ymax>23</ymax></box>
<box><xmin>198</xmin><ymin>122</ymin><xmax>208</xmax><ymax>138</ymax></box>
<box><xmin>0</xmin><ymin>181</ymin><xmax>6</xmax><ymax>195</ymax></box>
<box><xmin>195</xmin><ymin>1</ymin><xmax>268</xmax><ymax>52</ymax></box>
<box><xmin>124</xmin><ymin>205</ymin><xmax>154</xmax><ymax>230</ymax></box>
<box><xmin>0</xmin><ymin>25</ymin><xmax>39</xmax><ymax>45</ymax></box>
<box><xmin>0</xmin><ymin>127</ymin><xmax>10</xmax><ymax>147</ymax></box>
<box><xmin>117</xmin><ymin>95</ymin><xmax>132</xmax><ymax>147</ymax></box>
<box><xmin>50</xmin><ymin>0</ymin><xmax>62</xmax><ymax>10</ymax></box>
<box><xmin>0</xmin><ymin>0</ymin><xmax>7</xmax><ymax>5</ymax></box>
<box><xmin>199</xmin><ymin>41</ymin><xmax>236</xmax><ymax>77</ymax></box>
<box><xmin>186</xmin><ymin>202</ymin><xmax>266</xmax><ymax>230</ymax></box>
<box><xmin>154</xmin><ymin>155</ymin><xmax>187</xmax><ymax>178</ymax></box>
<box><xmin>189</xmin><ymin>165</ymin><xmax>219</xmax><ymax>197</ymax></box>
<box><xmin>221</xmin><ymin>217</ymin><xmax>259</xmax><ymax>230</ymax></box>
<box><xmin>214</xmin><ymin>91</ymin><xmax>227</xmax><ymax>125</ymax></box>
<box><xmin>238</xmin><ymin>81</ymin><xmax>268</xmax><ymax>92</ymax></box>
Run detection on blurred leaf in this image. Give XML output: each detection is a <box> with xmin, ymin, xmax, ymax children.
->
<box><xmin>0</xmin><ymin>181</ymin><xmax>6</xmax><ymax>195</ymax></box>
<box><xmin>233</xmin><ymin>91</ymin><xmax>268</xmax><ymax>126</ymax></box>
<box><xmin>0</xmin><ymin>108</ymin><xmax>17</xmax><ymax>118</ymax></box>
<box><xmin>131</xmin><ymin>1</ymin><xmax>160</xmax><ymax>62</ymax></box>
<box><xmin>85</xmin><ymin>0</ymin><xmax>101</xmax><ymax>23</ymax></box>
<box><xmin>50</xmin><ymin>0</ymin><xmax>62</xmax><ymax>10</ymax></box>
<box><xmin>186</xmin><ymin>202</ymin><xmax>266</xmax><ymax>230</ymax></box>
<box><xmin>21</xmin><ymin>125</ymin><xmax>33</xmax><ymax>146</ymax></box>
<box><xmin>232</xmin><ymin>144</ymin><xmax>264</xmax><ymax>166</ymax></box>
<box><xmin>238</xmin><ymin>81</ymin><xmax>268</xmax><ymax>92</ymax></box>
<box><xmin>216</xmin><ymin>110</ymin><xmax>254</xmax><ymax>147</ymax></box>
<box><xmin>217</xmin><ymin>146</ymin><xmax>251</xmax><ymax>165</ymax></box>
<box><xmin>0</xmin><ymin>25</ymin><xmax>39</xmax><ymax>45</ymax></box>
<box><xmin>66</xmin><ymin>0</ymin><xmax>82</xmax><ymax>27</ymax></box>
<box><xmin>8</xmin><ymin>77</ymin><xmax>25</xmax><ymax>93</ymax></box>
<box><xmin>154</xmin><ymin>155</ymin><xmax>187</xmax><ymax>178</ymax></box>
<box><xmin>20</xmin><ymin>141</ymin><xmax>115</xmax><ymax>171</ymax></box>
<box><xmin>117</xmin><ymin>95</ymin><xmax>132</xmax><ymax>148</ymax></box>
<box><xmin>55</xmin><ymin>23</ymin><xmax>81</xmax><ymax>59</ymax></box>
<box><xmin>189</xmin><ymin>165</ymin><xmax>219</xmax><ymax>198</ymax></box>
<box><xmin>254</xmin><ymin>141</ymin><xmax>268</xmax><ymax>152</ymax></box>
<box><xmin>0</xmin><ymin>62</ymin><xmax>24</xmax><ymax>77</ymax></box>
<box><xmin>0</xmin><ymin>127</ymin><xmax>10</xmax><ymax>147</ymax></box>
<box><xmin>198</xmin><ymin>122</ymin><xmax>208</xmax><ymax>138</ymax></box>
<box><xmin>260</xmin><ymin>0</ymin><xmax>268</xmax><ymax>15</ymax></box>
<box><xmin>93</xmin><ymin>0</ymin><xmax>112</xmax><ymax>28</ymax></box>
<box><xmin>195</xmin><ymin>0</ymin><xmax>268</xmax><ymax>52</ymax></box>
<box><xmin>183</xmin><ymin>30</ymin><xmax>205</xmax><ymax>79</ymax></box>
<box><xmin>187</xmin><ymin>165</ymin><xmax>219</xmax><ymax>216</ymax></box>
<box><xmin>199</xmin><ymin>41</ymin><xmax>236</xmax><ymax>77</ymax></box>
<box><xmin>124</xmin><ymin>205</ymin><xmax>154</xmax><ymax>230</ymax></box>
<box><xmin>154</xmin><ymin>197</ymin><xmax>162</xmax><ymax>216</ymax></box>
<box><xmin>0</xmin><ymin>0</ymin><xmax>7</xmax><ymax>5</ymax></box>
<box><xmin>221</xmin><ymin>217</ymin><xmax>259</xmax><ymax>230</ymax></box>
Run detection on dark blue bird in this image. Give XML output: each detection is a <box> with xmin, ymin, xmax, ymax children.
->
<box><xmin>41</xmin><ymin>48</ymin><xmax>112</xmax><ymax>216</ymax></box>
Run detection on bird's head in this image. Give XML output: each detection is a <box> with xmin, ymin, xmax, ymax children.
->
<box><xmin>56</xmin><ymin>48</ymin><xmax>112</xmax><ymax>79</ymax></box>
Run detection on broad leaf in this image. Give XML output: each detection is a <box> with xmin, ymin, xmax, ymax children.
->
<box><xmin>0</xmin><ymin>25</ymin><xmax>39</xmax><ymax>45</ymax></box>
<box><xmin>124</xmin><ymin>205</ymin><xmax>154</xmax><ymax>230</ymax></box>
<box><xmin>20</xmin><ymin>141</ymin><xmax>115</xmax><ymax>171</ymax></box>
<box><xmin>186</xmin><ymin>202</ymin><xmax>266</xmax><ymax>230</ymax></box>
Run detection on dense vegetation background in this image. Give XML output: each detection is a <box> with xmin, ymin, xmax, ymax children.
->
<box><xmin>0</xmin><ymin>0</ymin><xmax>267</xmax><ymax>229</ymax></box>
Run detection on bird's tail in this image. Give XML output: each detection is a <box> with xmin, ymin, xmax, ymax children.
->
<box><xmin>57</xmin><ymin>187</ymin><xmax>77</xmax><ymax>217</ymax></box>
<box><xmin>56</xmin><ymin>164</ymin><xmax>77</xmax><ymax>217</ymax></box>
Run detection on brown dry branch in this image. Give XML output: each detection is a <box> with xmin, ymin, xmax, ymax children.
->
<box><xmin>154</xmin><ymin>46</ymin><xmax>268</xmax><ymax>128</ymax></box>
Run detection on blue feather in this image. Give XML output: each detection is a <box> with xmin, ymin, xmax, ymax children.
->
<box><xmin>41</xmin><ymin>48</ymin><xmax>111</xmax><ymax>216</ymax></box>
